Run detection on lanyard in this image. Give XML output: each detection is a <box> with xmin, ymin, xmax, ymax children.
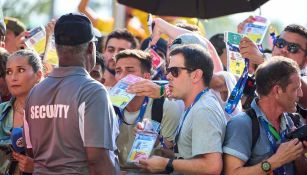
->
<box><xmin>225</xmin><ymin>58</ymin><xmax>249</xmax><ymax>114</ymax></box>
<box><xmin>259</xmin><ymin>117</ymin><xmax>287</xmax><ymax>175</ymax></box>
<box><xmin>174</xmin><ymin>88</ymin><xmax>209</xmax><ymax>145</ymax></box>
<box><xmin>118</xmin><ymin>97</ymin><xmax>149</xmax><ymax>126</ymax></box>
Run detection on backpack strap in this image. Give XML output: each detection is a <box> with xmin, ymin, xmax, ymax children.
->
<box><xmin>245</xmin><ymin>108</ymin><xmax>260</xmax><ymax>151</ymax></box>
<box><xmin>151</xmin><ymin>97</ymin><xmax>165</xmax><ymax>123</ymax></box>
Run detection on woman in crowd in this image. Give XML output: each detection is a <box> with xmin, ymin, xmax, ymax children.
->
<box><xmin>0</xmin><ymin>49</ymin><xmax>43</xmax><ymax>174</ymax></box>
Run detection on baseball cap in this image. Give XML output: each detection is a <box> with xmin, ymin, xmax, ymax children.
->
<box><xmin>170</xmin><ymin>33</ymin><xmax>208</xmax><ymax>51</ymax></box>
<box><xmin>54</xmin><ymin>13</ymin><xmax>94</xmax><ymax>46</ymax></box>
<box><xmin>4</xmin><ymin>17</ymin><xmax>26</xmax><ymax>36</ymax></box>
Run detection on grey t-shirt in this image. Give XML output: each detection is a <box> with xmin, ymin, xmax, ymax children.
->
<box><xmin>25</xmin><ymin>67</ymin><xmax>119</xmax><ymax>175</ymax></box>
<box><xmin>223</xmin><ymin>99</ymin><xmax>296</xmax><ymax>174</ymax></box>
<box><xmin>177</xmin><ymin>90</ymin><xmax>227</xmax><ymax>159</ymax></box>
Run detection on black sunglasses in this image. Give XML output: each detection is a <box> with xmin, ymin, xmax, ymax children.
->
<box><xmin>166</xmin><ymin>67</ymin><xmax>194</xmax><ymax>78</ymax></box>
<box><xmin>273</xmin><ymin>38</ymin><xmax>307</xmax><ymax>54</ymax></box>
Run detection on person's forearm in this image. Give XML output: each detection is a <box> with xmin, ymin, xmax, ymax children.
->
<box><xmin>173</xmin><ymin>155</ymin><xmax>222</xmax><ymax>175</ymax></box>
<box><xmin>78</xmin><ymin>0</ymin><xmax>89</xmax><ymax>12</ymax></box>
<box><xmin>225</xmin><ymin>153</ymin><xmax>284</xmax><ymax>175</ymax></box>
<box><xmin>225</xmin><ymin>163</ymin><xmax>267</xmax><ymax>175</ymax></box>
<box><xmin>88</xmin><ymin>159</ymin><xmax>116</xmax><ymax>175</ymax></box>
<box><xmin>155</xmin><ymin>18</ymin><xmax>192</xmax><ymax>40</ymax></box>
<box><xmin>86</xmin><ymin>148</ymin><xmax>116</xmax><ymax>175</ymax></box>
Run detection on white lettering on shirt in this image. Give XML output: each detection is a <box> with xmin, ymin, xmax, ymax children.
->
<box><xmin>30</xmin><ymin>105</ymin><xmax>70</xmax><ymax>119</ymax></box>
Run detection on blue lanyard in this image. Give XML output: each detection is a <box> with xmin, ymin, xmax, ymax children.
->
<box><xmin>225</xmin><ymin>58</ymin><xmax>249</xmax><ymax>114</ymax></box>
<box><xmin>174</xmin><ymin>88</ymin><xmax>209</xmax><ymax>145</ymax></box>
<box><xmin>118</xmin><ymin>97</ymin><xmax>149</xmax><ymax>126</ymax></box>
<box><xmin>259</xmin><ymin>117</ymin><xmax>287</xmax><ymax>175</ymax></box>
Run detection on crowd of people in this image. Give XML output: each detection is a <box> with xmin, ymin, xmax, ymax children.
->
<box><xmin>0</xmin><ymin>2</ymin><xmax>307</xmax><ymax>175</ymax></box>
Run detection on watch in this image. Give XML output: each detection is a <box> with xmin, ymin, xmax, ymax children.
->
<box><xmin>165</xmin><ymin>158</ymin><xmax>174</xmax><ymax>174</ymax></box>
<box><xmin>261</xmin><ymin>160</ymin><xmax>272</xmax><ymax>174</ymax></box>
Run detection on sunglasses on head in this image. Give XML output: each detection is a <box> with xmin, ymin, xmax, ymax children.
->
<box><xmin>273</xmin><ymin>37</ymin><xmax>307</xmax><ymax>54</ymax></box>
<box><xmin>166</xmin><ymin>67</ymin><xmax>194</xmax><ymax>78</ymax></box>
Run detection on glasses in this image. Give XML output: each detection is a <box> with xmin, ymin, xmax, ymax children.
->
<box><xmin>273</xmin><ymin>38</ymin><xmax>307</xmax><ymax>54</ymax></box>
<box><xmin>166</xmin><ymin>67</ymin><xmax>194</xmax><ymax>78</ymax></box>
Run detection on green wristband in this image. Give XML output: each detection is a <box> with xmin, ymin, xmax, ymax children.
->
<box><xmin>160</xmin><ymin>85</ymin><xmax>165</xmax><ymax>98</ymax></box>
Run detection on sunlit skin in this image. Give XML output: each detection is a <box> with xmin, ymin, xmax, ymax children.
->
<box><xmin>166</xmin><ymin>54</ymin><xmax>194</xmax><ymax>102</ymax></box>
<box><xmin>115</xmin><ymin>57</ymin><xmax>150</xmax><ymax>81</ymax></box>
<box><xmin>5</xmin><ymin>56</ymin><xmax>41</xmax><ymax>98</ymax></box>
<box><xmin>272</xmin><ymin>31</ymin><xmax>307</xmax><ymax>69</ymax></box>
<box><xmin>115</xmin><ymin>56</ymin><xmax>151</xmax><ymax>112</ymax></box>
<box><xmin>103</xmin><ymin>38</ymin><xmax>132</xmax><ymax>70</ymax></box>
<box><xmin>5</xmin><ymin>30</ymin><xmax>18</xmax><ymax>53</ymax></box>
<box><xmin>276</xmin><ymin>73</ymin><xmax>303</xmax><ymax>113</ymax></box>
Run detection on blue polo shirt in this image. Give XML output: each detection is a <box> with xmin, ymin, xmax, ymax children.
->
<box><xmin>223</xmin><ymin>98</ymin><xmax>296</xmax><ymax>174</ymax></box>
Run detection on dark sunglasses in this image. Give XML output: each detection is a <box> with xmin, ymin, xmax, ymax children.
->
<box><xmin>273</xmin><ymin>37</ymin><xmax>307</xmax><ymax>54</ymax></box>
<box><xmin>166</xmin><ymin>67</ymin><xmax>194</xmax><ymax>78</ymax></box>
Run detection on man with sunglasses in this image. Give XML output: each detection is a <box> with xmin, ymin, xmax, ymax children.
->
<box><xmin>139</xmin><ymin>44</ymin><xmax>227</xmax><ymax>174</ymax></box>
<box><xmin>113</xmin><ymin>49</ymin><xmax>181</xmax><ymax>174</ymax></box>
<box><xmin>239</xmin><ymin>20</ymin><xmax>307</xmax><ymax>102</ymax></box>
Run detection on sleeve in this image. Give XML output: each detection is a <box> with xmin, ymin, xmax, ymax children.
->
<box><xmin>160</xmin><ymin>99</ymin><xmax>182</xmax><ymax>141</ymax></box>
<box><xmin>79</xmin><ymin>84</ymin><xmax>118</xmax><ymax>151</ymax></box>
<box><xmin>222</xmin><ymin>114</ymin><xmax>253</xmax><ymax>162</ymax></box>
<box><xmin>191</xmin><ymin>106</ymin><xmax>226</xmax><ymax>156</ymax></box>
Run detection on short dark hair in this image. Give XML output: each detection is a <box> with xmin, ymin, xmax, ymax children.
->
<box><xmin>105</xmin><ymin>29</ymin><xmax>138</xmax><ymax>49</ymax></box>
<box><xmin>115</xmin><ymin>49</ymin><xmax>152</xmax><ymax>73</ymax></box>
<box><xmin>8</xmin><ymin>49</ymin><xmax>43</xmax><ymax>73</ymax></box>
<box><xmin>169</xmin><ymin>44</ymin><xmax>213</xmax><ymax>86</ymax></box>
<box><xmin>96</xmin><ymin>52</ymin><xmax>105</xmax><ymax>74</ymax></box>
<box><xmin>283</xmin><ymin>24</ymin><xmax>307</xmax><ymax>55</ymax></box>
<box><xmin>284</xmin><ymin>24</ymin><xmax>307</xmax><ymax>40</ymax></box>
<box><xmin>209</xmin><ymin>33</ymin><xmax>225</xmax><ymax>56</ymax></box>
<box><xmin>255</xmin><ymin>56</ymin><xmax>300</xmax><ymax>96</ymax></box>
<box><xmin>0</xmin><ymin>48</ymin><xmax>9</xmax><ymax>78</ymax></box>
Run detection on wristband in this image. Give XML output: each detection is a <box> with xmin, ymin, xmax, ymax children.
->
<box><xmin>165</xmin><ymin>158</ymin><xmax>174</xmax><ymax>173</ymax></box>
<box><xmin>160</xmin><ymin>85</ymin><xmax>165</xmax><ymax>98</ymax></box>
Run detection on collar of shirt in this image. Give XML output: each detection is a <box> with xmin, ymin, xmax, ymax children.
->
<box><xmin>48</xmin><ymin>66</ymin><xmax>89</xmax><ymax>78</ymax></box>
<box><xmin>250</xmin><ymin>98</ymin><xmax>294</xmax><ymax>132</ymax></box>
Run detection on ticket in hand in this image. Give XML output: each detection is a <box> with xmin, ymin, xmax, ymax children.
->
<box><xmin>127</xmin><ymin>131</ymin><xmax>157</xmax><ymax>163</ymax></box>
<box><xmin>25</xmin><ymin>26</ymin><xmax>46</xmax><ymax>54</ymax></box>
<box><xmin>243</xmin><ymin>16</ymin><xmax>270</xmax><ymax>45</ymax></box>
<box><xmin>224</xmin><ymin>32</ymin><xmax>245</xmax><ymax>76</ymax></box>
<box><xmin>109</xmin><ymin>74</ymin><xmax>143</xmax><ymax>109</ymax></box>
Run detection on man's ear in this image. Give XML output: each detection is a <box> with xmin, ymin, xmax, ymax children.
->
<box><xmin>143</xmin><ymin>72</ymin><xmax>151</xmax><ymax>79</ymax></box>
<box><xmin>192</xmin><ymin>69</ymin><xmax>203</xmax><ymax>83</ymax></box>
<box><xmin>87</xmin><ymin>41</ymin><xmax>94</xmax><ymax>55</ymax></box>
<box><xmin>272</xmin><ymin>84</ymin><xmax>284</xmax><ymax>98</ymax></box>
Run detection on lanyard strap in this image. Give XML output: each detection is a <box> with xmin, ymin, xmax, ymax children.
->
<box><xmin>174</xmin><ymin>88</ymin><xmax>209</xmax><ymax>145</ymax></box>
<box><xmin>118</xmin><ymin>97</ymin><xmax>149</xmax><ymax>126</ymax></box>
<box><xmin>259</xmin><ymin>117</ymin><xmax>287</xmax><ymax>175</ymax></box>
<box><xmin>225</xmin><ymin>58</ymin><xmax>249</xmax><ymax>114</ymax></box>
